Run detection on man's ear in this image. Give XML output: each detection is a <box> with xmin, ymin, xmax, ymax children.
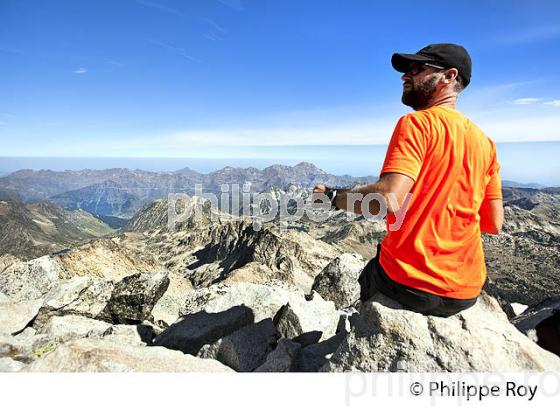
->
<box><xmin>443</xmin><ymin>68</ymin><xmax>459</xmax><ymax>84</ymax></box>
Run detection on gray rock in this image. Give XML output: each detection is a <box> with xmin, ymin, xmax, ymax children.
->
<box><xmin>23</xmin><ymin>338</ymin><xmax>233</xmax><ymax>372</ymax></box>
<box><xmin>0</xmin><ymin>357</ymin><xmax>26</xmax><ymax>372</ymax></box>
<box><xmin>182</xmin><ymin>281</ymin><xmax>339</xmax><ymax>340</ymax></box>
<box><xmin>255</xmin><ymin>338</ymin><xmax>302</xmax><ymax>372</ymax></box>
<box><xmin>36</xmin><ymin>315</ymin><xmax>113</xmax><ymax>343</ymax></box>
<box><xmin>0</xmin><ymin>299</ymin><xmax>43</xmax><ymax>335</ymax></box>
<box><xmin>311</xmin><ymin>253</ymin><xmax>365</xmax><ymax>309</ymax></box>
<box><xmin>321</xmin><ymin>292</ymin><xmax>560</xmax><ymax>372</ymax></box>
<box><xmin>273</xmin><ymin>303</ymin><xmax>303</xmax><ymax>339</ymax></box>
<box><xmin>198</xmin><ymin>319</ymin><xmax>278</xmax><ymax>372</ymax></box>
<box><xmin>98</xmin><ymin>272</ymin><xmax>170</xmax><ymax>324</ymax></box>
<box><xmin>0</xmin><ymin>256</ymin><xmax>61</xmax><ymax>302</ymax></box>
<box><xmin>153</xmin><ymin>305</ymin><xmax>254</xmax><ymax>355</ymax></box>
<box><xmin>33</xmin><ymin>277</ymin><xmax>114</xmax><ymax>329</ymax></box>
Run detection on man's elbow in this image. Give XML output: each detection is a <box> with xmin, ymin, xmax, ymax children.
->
<box><xmin>484</xmin><ymin>217</ymin><xmax>504</xmax><ymax>235</ymax></box>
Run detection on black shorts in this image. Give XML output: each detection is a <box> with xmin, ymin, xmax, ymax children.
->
<box><xmin>358</xmin><ymin>244</ymin><xmax>478</xmax><ymax>317</ymax></box>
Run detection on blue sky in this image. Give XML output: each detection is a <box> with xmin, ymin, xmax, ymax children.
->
<box><xmin>1</xmin><ymin>0</ymin><xmax>560</xmax><ymax>157</ymax></box>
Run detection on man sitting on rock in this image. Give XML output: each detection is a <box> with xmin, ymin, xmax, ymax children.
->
<box><xmin>313</xmin><ymin>43</ymin><xmax>504</xmax><ymax>317</ymax></box>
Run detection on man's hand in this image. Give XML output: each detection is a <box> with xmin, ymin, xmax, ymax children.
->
<box><xmin>313</xmin><ymin>183</ymin><xmax>327</xmax><ymax>194</ymax></box>
<box><xmin>312</xmin><ymin>183</ymin><xmax>334</xmax><ymax>209</ymax></box>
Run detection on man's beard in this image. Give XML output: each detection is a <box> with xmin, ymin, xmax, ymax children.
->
<box><xmin>402</xmin><ymin>76</ymin><xmax>438</xmax><ymax>110</ymax></box>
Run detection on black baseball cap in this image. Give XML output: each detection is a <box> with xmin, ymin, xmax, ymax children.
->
<box><xmin>391</xmin><ymin>43</ymin><xmax>472</xmax><ymax>87</ymax></box>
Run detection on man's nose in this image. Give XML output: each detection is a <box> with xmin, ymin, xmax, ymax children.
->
<box><xmin>401</xmin><ymin>72</ymin><xmax>410</xmax><ymax>81</ymax></box>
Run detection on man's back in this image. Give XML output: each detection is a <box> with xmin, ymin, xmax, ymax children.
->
<box><xmin>379</xmin><ymin>105</ymin><xmax>502</xmax><ymax>299</ymax></box>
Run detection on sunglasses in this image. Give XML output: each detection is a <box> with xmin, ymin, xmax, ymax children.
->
<box><xmin>405</xmin><ymin>62</ymin><xmax>446</xmax><ymax>76</ymax></box>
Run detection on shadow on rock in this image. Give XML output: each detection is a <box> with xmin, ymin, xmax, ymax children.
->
<box><xmin>152</xmin><ymin>305</ymin><xmax>254</xmax><ymax>355</ymax></box>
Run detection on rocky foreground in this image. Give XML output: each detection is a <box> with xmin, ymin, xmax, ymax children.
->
<box><xmin>1</xmin><ymin>186</ymin><xmax>559</xmax><ymax>372</ymax></box>
<box><xmin>1</xmin><ymin>248</ymin><xmax>559</xmax><ymax>372</ymax></box>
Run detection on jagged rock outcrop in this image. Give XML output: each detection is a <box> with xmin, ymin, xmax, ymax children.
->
<box><xmin>118</xmin><ymin>196</ymin><xmax>341</xmax><ymax>293</ymax></box>
<box><xmin>321</xmin><ymin>292</ymin><xmax>560</xmax><ymax>372</ymax></box>
<box><xmin>181</xmin><ymin>281</ymin><xmax>340</xmax><ymax>341</ymax></box>
<box><xmin>311</xmin><ymin>253</ymin><xmax>365</xmax><ymax>309</ymax></box>
<box><xmin>23</xmin><ymin>338</ymin><xmax>233</xmax><ymax>372</ymax></box>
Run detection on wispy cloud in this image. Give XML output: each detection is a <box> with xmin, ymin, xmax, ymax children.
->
<box><xmin>204</xmin><ymin>32</ymin><xmax>223</xmax><ymax>41</ymax></box>
<box><xmin>148</xmin><ymin>39</ymin><xmax>200</xmax><ymax>62</ymax></box>
<box><xmin>512</xmin><ymin>98</ymin><xmax>544</xmax><ymax>105</ymax></box>
<box><xmin>72</xmin><ymin>67</ymin><xmax>87</xmax><ymax>74</ymax></box>
<box><xmin>135</xmin><ymin>0</ymin><xmax>184</xmax><ymax>17</ymax></box>
<box><xmin>218</xmin><ymin>0</ymin><xmax>244</xmax><ymax>11</ymax></box>
<box><xmin>106</xmin><ymin>59</ymin><xmax>124</xmax><ymax>67</ymax></box>
<box><xmin>201</xmin><ymin>17</ymin><xmax>227</xmax><ymax>34</ymax></box>
<box><xmin>510</xmin><ymin>97</ymin><xmax>560</xmax><ymax>107</ymax></box>
<box><xmin>496</xmin><ymin>24</ymin><xmax>560</xmax><ymax>45</ymax></box>
<box><xmin>201</xmin><ymin>17</ymin><xmax>227</xmax><ymax>41</ymax></box>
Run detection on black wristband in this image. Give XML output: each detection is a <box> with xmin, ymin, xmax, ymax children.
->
<box><xmin>325</xmin><ymin>189</ymin><xmax>339</xmax><ymax>210</ymax></box>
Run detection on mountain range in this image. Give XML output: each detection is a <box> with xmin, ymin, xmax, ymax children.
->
<box><xmin>0</xmin><ymin>162</ymin><xmax>374</xmax><ymax>218</ymax></box>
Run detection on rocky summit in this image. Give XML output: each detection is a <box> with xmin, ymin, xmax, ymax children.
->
<box><xmin>0</xmin><ymin>164</ymin><xmax>559</xmax><ymax>372</ymax></box>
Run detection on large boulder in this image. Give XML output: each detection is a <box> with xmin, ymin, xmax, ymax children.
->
<box><xmin>0</xmin><ymin>256</ymin><xmax>61</xmax><ymax>302</ymax></box>
<box><xmin>23</xmin><ymin>338</ymin><xmax>233</xmax><ymax>372</ymax></box>
<box><xmin>0</xmin><ymin>299</ymin><xmax>43</xmax><ymax>335</ymax></box>
<box><xmin>321</xmin><ymin>292</ymin><xmax>560</xmax><ymax>372</ymax></box>
<box><xmin>153</xmin><ymin>305</ymin><xmax>254</xmax><ymax>355</ymax></box>
<box><xmin>198</xmin><ymin>319</ymin><xmax>278</xmax><ymax>372</ymax></box>
<box><xmin>98</xmin><ymin>272</ymin><xmax>170</xmax><ymax>324</ymax></box>
<box><xmin>151</xmin><ymin>272</ymin><xmax>194</xmax><ymax>327</ymax></box>
<box><xmin>311</xmin><ymin>253</ymin><xmax>365</xmax><ymax>309</ymax></box>
<box><xmin>33</xmin><ymin>277</ymin><xmax>114</xmax><ymax>329</ymax></box>
<box><xmin>182</xmin><ymin>281</ymin><xmax>339</xmax><ymax>340</ymax></box>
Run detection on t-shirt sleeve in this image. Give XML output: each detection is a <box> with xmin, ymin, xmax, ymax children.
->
<box><xmin>485</xmin><ymin>145</ymin><xmax>502</xmax><ymax>200</ymax></box>
<box><xmin>380</xmin><ymin>114</ymin><xmax>427</xmax><ymax>181</ymax></box>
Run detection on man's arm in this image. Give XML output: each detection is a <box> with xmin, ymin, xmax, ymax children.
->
<box><xmin>314</xmin><ymin>172</ymin><xmax>415</xmax><ymax>215</ymax></box>
<box><xmin>479</xmin><ymin>198</ymin><xmax>504</xmax><ymax>234</ymax></box>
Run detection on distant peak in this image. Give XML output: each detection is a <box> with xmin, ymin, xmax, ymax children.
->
<box><xmin>294</xmin><ymin>161</ymin><xmax>323</xmax><ymax>172</ymax></box>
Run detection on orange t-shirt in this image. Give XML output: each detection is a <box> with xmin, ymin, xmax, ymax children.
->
<box><xmin>379</xmin><ymin>106</ymin><xmax>502</xmax><ymax>299</ymax></box>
